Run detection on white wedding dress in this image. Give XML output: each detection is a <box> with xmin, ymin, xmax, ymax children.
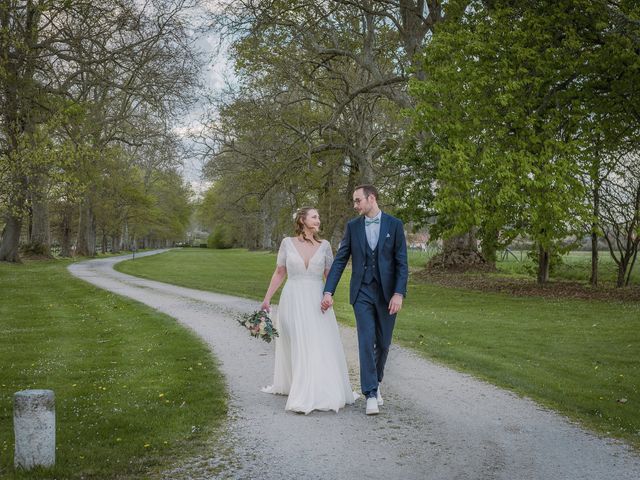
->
<box><xmin>262</xmin><ymin>237</ymin><xmax>358</xmax><ymax>414</ymax></box>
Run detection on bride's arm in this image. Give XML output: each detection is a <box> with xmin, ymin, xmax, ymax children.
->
<box><xmin>260</xmin><ymin>265</ymin><xmax>287</xmax><ymax>312</ymax></box>
<box><xmin>323</xmin><ymin>240</ymin><xmax>334</xmax><ymax>280</ymax></box>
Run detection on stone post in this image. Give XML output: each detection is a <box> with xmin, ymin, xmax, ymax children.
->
<box><xmin>14</xmin><ymin>389</ymin><xmax>55</xmax><ymax>469</ymax></box>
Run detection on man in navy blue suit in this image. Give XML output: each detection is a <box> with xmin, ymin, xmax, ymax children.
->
<box><xmin>322</xmin><ymin>185</ymin><xmax>408</xmax><ymax>415</ymax></box>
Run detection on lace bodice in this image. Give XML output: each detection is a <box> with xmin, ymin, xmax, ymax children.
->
<box><xmin>277</xmin><ymin>237</ymin><xmax>333</xmax><ymax>280</ymax></box>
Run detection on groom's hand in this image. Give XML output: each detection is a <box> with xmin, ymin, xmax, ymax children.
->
<box><xmin>321</xmin><ymin>292</ymin><xmax>333</xmax><ymax>313</ymax></box>
<box><xmin>388</xmin><ymin>293</ymin><xmax>403</xmax><ymax>315</ymax></box>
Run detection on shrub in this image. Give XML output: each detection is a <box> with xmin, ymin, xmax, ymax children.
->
<box><xmin>207</xmin><ymin>226</ymin><xmax>234</xmax><ymax>249</ymax></box>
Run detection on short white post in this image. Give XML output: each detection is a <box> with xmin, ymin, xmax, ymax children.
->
<box><xmin>14</xmin><ymin>389</ymin><xmax>55</xmax><ymax>470</ymax></box>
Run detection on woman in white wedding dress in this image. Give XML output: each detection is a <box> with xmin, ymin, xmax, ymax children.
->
<box><xmin>260</xmin><ymin>207</ymin><xmax>358</xmax><ymax>414</ymax></box>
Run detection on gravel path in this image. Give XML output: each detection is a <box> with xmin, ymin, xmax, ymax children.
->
<box><xmin>68</xmin><ymin>250</ymin><xmax>640</xmax><ymax>480</ymax></box>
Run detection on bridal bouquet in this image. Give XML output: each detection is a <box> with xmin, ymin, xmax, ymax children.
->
<box><xmin>237</xmin><ymin>309</ymin><xmax>279</xmax><ymax>343</ymax></box>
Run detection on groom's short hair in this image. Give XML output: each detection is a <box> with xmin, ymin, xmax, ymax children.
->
<box><xmin>355</xmin><ymin>184</ymin><xmax>379</xmax><ymax>200</ymax></box>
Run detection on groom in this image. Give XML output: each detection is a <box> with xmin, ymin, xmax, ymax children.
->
<box><xmin>322</xmin><ymin>185</ymin><xmax>408</xmax><ymax>415</ymax></box>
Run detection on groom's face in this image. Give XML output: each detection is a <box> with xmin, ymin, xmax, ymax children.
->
<box><xmin>353</xmin><ymin>188</ymin><xmax>374</xmax><ymax>216</ymax></box>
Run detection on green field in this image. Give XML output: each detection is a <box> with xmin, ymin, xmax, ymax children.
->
<box><xmin>0</xmin><ymin>259</ymin><xmax>227</xmax><ymax>479</ymax></box>
<box><xmin>117</xmin><ymin>248</ymin><xmax>640</xmax><ymax>448</ymax></box>
<box><xmin>407</xmin><ymin>248</ymin><xmax>640</xmax><ymax>285</ymax></box>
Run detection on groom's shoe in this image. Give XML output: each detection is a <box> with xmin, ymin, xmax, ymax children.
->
<box><xmin>376</xmin><ymin>386</ymin><xmax>383</xmax><ymax>406</ymax></box>
<box><xmin>366</xmin><ymin>397</ymin><xmax>379</xmax><ymax>415</ymax></box>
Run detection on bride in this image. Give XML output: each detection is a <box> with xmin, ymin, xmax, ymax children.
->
<box><xmin>260</xmin><ymin>207</ymin><xmax>358</xmax><ymax>414</ymax></box>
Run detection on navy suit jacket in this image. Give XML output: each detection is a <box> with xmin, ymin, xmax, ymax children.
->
<box><xmin>324</xmin><ymin>212</ymin><xmax>408</xmax><ymax>305</ymax></box>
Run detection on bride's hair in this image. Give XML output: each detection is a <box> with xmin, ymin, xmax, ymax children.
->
<box><xmin>294</xmin><ymin>207</ymin><xmax>321</xmax><ymax>244</ymax></box>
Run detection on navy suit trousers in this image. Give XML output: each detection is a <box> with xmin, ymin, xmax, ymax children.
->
<box><xmin>353</xmin><ymin>279</ymin><xmax>396</xmax><ymax>398</ymax></box>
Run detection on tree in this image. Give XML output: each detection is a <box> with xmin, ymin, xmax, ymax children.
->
<box><xmin>0</xmin><ymin>0</ymin><xmax>202</xmax><ymax>261</ymax></box>
<box><xmin>407</xmin><ymin>0</ymin><xmax>639</xmax><ymax>282</ymax></box>
<box><xmin>67</xmin><ymin>1</ymin><xmax>201</xmax><ymax>256</ymax></box>
<box><xmin>142</xmin><ymin>169</ymin><xmax>193</xmax><ymax>248</ymax></box>
<box><xmin>600</xmin><ymin>155</ymin><xmax>640</xmax><ymax>287</ymax></box>
<box><xmin>576</xmin><ymin>0</ymin><xmax>640</xmax><ymax>286</ymax></box>
<box><xmin>0</xmin><ymin>0</ymin><xmax>51</xmax><ymax>261</ymax></box>
<box><xmin>200</xmin><ymin>1</ymin><xmax>458</xmax><ymax>246</ymax></box>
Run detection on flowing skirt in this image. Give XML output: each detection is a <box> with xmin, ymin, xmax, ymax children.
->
<box><xmin>262</xmin><ymin>277</ymin><xmax>357</xmax><ymax>413</ymax></box>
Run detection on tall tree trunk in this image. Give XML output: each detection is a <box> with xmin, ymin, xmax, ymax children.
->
<box><xmin>262</xmin><ymin>217</ymin><xmax>274</xmax><ymax>250</ymax></box>
<box><xmin>537</xmin><ymin>244</ymin><xmax>550</xmax><ymax>284</ymax></box>
<box><xmin>590</xmin><ymin>184</ymin><xmax>600</xmax><ymax>286</ymax></box>
<box><xmin>626</xmin><ymin>246</ymin><xmax>639</xmax><ymax>287</ymax></box>
<box><xmin>480</xmin><ymin>228</ymin><xmax>499</xmax><ymax>269</ymax></box>
<box><xmin>111</xmin><ymin>235</ymin><xmax>120</xmax><ymax>254</ymax></box>
<box><xmin>0</xmin><ymin>213</ymin><xmax>23</xmax><ymax>262</ymax></box>
<box><xmin>0</xmin><ymin>1</ymin><xmax>41</xmax><ymax>262</ymax></box>
<box><xmin>25</xmin><ymin>177</ymin><xmax>52</xmax><ymax>257</ymax></box>
<box><xmin>590</xmin><ymin>229</ymin><xmax>599</xmax><ymax>287</ymax></box>
<box><xmin>59</xmin><ymin>205</ymin><xmax>73</xmax><ymax>257</ymax></box>
<box><xmin>122</xmin><ymin>222</ymin><xmax>133</xmax><ymax>250</ymax></box>
<box><xmin>428</xmin><ymin>231</ymin><xmax>488</xmax><ymax>271</ymax></box>
<box><xmin>358</xmin><ymin>156</ymin><xmax>374</xmax><ymax>185</ymax></box>
<box><xmin>76</xmin><ymin>198</ymin><xmax>96</xmax><ymax>256</ymax></box>
<box><xmin>616</xmin><ymin>260</ymin><xmax>627</xmax><ymax>288</ymax></box>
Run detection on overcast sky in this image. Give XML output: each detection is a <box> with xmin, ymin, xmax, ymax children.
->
<box><xmin>179</xmin><ymin>4</ymin><xmax>234</xmax><ymax>196</ymax></box>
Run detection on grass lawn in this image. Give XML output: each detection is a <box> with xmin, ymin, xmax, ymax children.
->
<box><xmin>408</xmin><ymin>248</ymin><xmax>640</xmax><ymax>285</ymax></box>
<box><xmin>0</xmin><ymin>258</ymin><xmax>227</xmax><ymax>479</ymax></box>
<box><xmin>117</xmin><ymin>248</ymin><xmax>640</xmax><ymax>449</ymax></box>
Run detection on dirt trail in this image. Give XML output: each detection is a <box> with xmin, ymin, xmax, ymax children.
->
<box><xmin>69</xmin><ymin>251</ymin><xmax>640</xmax><ymax>480</ymax></box>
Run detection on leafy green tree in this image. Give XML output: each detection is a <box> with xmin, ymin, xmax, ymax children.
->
<box><xmin>207</xmin><ymin>226</ymin><xmax>234</xmax><ymax>249</ymax></box>
<box><xmin>0</xmin><ymin>0</ymin><xmax>54</xmax><ymax>261</ymax></box>
<box><xmin>201</xmin><ymin>0</ymin><xmax>456</xmax><ymax>246</ymax></box>
<box><xmin>408</xmin><ymin>0</ymin><xmax>639</xmax><ymax>282</ymax></box>
<box><xmin>0</xmin><ymin>0</ymin><xmax>202</xmax><ymax>261</ymax></box>
<box><xmin>92</xmin><ymin>150</ymin><xmax>149</xmax><ymax>253</ymax></box>
<box><xmin>142</xmin><ymin>169</ymin><xmax>193</xmax><ymax>248</ymax></box>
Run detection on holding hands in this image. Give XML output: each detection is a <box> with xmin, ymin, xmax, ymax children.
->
<box><xmin>321</xmin><ymin>293</ymin><xmax>402</xmax><ymax>314</ymax></box>
<box><xmin>320</xmin><ymin>293</ymin><xmax>333</xmax><ymax>313</ymax></box>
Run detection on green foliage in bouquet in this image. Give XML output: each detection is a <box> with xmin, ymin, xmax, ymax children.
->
<box><xmin>237</xmin><ymin>309</ymin><xmax>279</xmax><ymax>343</ymax></box>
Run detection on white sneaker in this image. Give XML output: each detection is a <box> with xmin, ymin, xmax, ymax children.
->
<box><xmin>376</xmin><ymin>386</ymin><xmax>383</xmax><ymax>406</ymax></box>
<box><xmin>366</xmin><ymin>397</ymin><xmax>379</xmax><ymax>415</ymax></box>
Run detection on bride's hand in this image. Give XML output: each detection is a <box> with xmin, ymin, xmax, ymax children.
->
<box><xmin>260</xmin><ymin>300</ymin><xmax>271</xmax><ymax>312</ymax></box>
<box><xmin>320</xmin><ymin>293</ymin><xmax>333</xmax><ymax>313</ymax></box>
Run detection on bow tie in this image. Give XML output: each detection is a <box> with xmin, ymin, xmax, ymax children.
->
<box><xmin>365</xmin><ymin>217</ymin><xmax>380</xmax><ymax>226</ymax></box>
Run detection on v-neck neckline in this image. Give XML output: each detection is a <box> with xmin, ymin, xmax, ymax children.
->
<box><xmin>290</xmin><ymin>237</ymin><xmax>323</xmax><ymax>270</ymax></box>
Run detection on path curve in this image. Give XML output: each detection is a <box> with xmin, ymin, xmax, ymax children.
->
<box><xmin>69</xmin><ymin>251</ymin><xmax>640</xmax><ymax>480</ymax></box>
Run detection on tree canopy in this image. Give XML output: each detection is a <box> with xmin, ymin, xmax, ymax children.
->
<box><xmin>0</xmin><ymin>0</ymin><xmax>201</xmax><ymax>261</ymax></box>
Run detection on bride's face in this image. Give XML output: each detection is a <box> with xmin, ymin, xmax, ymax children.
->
<box><xmin>303</xmin><ymin>209</ymin><xmax>321</xmax><ymax>232</ymax></box>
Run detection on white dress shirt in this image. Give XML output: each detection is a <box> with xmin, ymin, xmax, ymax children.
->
<box><xmin>365</xmin><ymin>211</ymin><xmax>382</xmax><ymax>250</ymax></box>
